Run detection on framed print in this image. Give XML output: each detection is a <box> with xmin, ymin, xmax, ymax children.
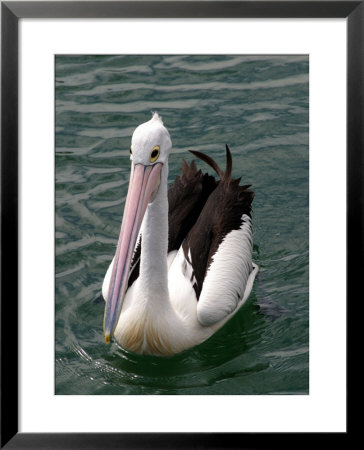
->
<box><xmin>1</xmin><ymin>1</ymin><xmax>359</xmax><ymax>447</ymax></box>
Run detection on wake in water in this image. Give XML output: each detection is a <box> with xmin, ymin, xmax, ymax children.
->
<box><xmin>256</xmin><ymin>270</ymin><xmax>290</xmax><ymax>319</ymax></box>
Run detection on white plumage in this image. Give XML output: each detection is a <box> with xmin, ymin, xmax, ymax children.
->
<box><xmin>197</xmin><ymin>214</ymin><xmax>254</xmax><ymax>326</ymax></box>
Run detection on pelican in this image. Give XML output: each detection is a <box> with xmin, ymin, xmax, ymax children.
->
<box><xmin>102</xmin><ymin>113</ymin><xmax>259</xmax><ymax>356</ymax></box>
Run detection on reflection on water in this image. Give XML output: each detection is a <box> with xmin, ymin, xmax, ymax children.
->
<box><xmin>55</xmin><ymin>55</ymin><xmax>309</xmax><ymax>395</ymax></box>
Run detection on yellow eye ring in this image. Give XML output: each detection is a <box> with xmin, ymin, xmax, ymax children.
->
<box><xmin>150</xmin><ymin>145</ymin><xmax>160</xmax><ymax>163</ymax></box>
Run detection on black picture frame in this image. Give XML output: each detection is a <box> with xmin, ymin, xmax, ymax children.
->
<box><xmin>1</xmin><ymin>1</ymin><xmax>359</xmax><ymax>448</ymax></box>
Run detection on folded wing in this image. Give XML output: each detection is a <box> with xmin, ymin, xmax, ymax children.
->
<box><xmin>180</xmin><ymin>146</ymin><xmax>255</xmax><ymax>326</ymax></box>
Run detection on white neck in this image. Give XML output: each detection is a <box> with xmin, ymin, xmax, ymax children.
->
<box><xmin>137</xmin><ymin>162</ymin><xmax>170</xmax><ymax>307</ymax></box>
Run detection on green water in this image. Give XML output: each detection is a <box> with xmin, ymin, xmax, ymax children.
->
<box><xmin>55</xmin><ymin>55</ymin><xmax>309</xmax><ymax>395</ymax></box>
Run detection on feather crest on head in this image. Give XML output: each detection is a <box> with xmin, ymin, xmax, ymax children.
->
<box><xmin>151</xmin><ymin>111</ymin><xmax>163</xmax><ymax>124</ymax></box>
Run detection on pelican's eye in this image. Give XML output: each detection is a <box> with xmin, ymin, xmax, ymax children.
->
<box><xmin>130</xmin><ymin>147</ymin><xmax>133</xmax><ymax>155</ymax></box>
<box><xmin>150</xmin><ymin>145</ymin><xmax>160</xmax><ymax>163</ymax></box>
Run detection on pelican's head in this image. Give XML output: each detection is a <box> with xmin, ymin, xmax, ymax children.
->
<box><xmin>130</xmin><ymin>112</ymin><xmax>171</xmax><ymax>167</ymax></box>
<box><xmin>103</xmin><ymin>113</ymin><xmax>171</xmax><ymax>343</ymax></box>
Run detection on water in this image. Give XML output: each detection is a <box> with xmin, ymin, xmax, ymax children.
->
<box><xmin>55</xmin><ymin>55</ymin><xmax>309</xmax><ymax>395</ymax></box>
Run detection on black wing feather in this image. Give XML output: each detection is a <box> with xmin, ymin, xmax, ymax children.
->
<box><xmin>168</xmin><ymin>159</ymin><xmax>217</xmax><ymax>252</ymax></box>
<box><xmin>182</xmin><ymin>146</ymin><xmax>254</xmax><ymax>299</ymax></box>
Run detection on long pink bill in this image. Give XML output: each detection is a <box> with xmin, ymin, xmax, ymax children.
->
<box><xmin>103</xmin><ymin>162</ymin><xmax>162</xmax><ymax>343</ymax></box>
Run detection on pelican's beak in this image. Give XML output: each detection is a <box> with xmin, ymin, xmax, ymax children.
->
<box><xmin>103</xmin><ymin>162</ymin><xmax>163</xmax><ymax>343</ymax></box>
